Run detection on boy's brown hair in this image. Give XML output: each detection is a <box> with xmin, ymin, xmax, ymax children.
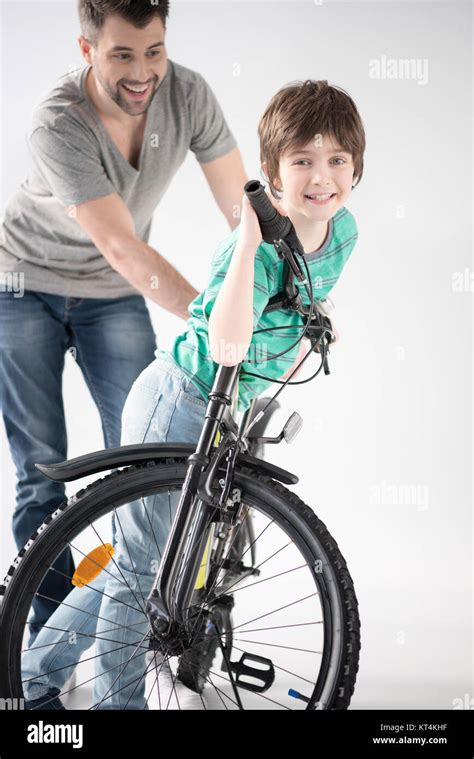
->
<box><xmin>258</xmin><ymin>80</ymin><xmax>366</xmax><ymax>198</ymax></box>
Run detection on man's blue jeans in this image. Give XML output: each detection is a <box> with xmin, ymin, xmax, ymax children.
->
<box><xmin>0</xmin><ymin>289</ymin><xmax>157</xmax><ymax>646</ymax></box>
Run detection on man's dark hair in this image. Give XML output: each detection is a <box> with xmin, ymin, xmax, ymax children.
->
<box><xmin>78</xmin><ymin>0</ymin><xmax>170</xmax><ymax>46</ymax></box>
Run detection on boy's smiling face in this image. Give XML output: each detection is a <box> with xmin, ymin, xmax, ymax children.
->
<box><xmin>274</xmin><ymin>133</ymin><xmax>355</xmax><ymax>223</ymax></box>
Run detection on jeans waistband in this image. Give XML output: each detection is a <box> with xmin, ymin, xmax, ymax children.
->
<box><xmin>153</xmin><ymin>352</ymin><xmax>190</xmax><ymax>383</ymax></box>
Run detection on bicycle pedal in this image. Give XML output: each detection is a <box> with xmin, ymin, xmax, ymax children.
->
<box><xmin>226</xmin><ymin>652</ymin><xmax>275</xmax><ymax>693</ymax></box>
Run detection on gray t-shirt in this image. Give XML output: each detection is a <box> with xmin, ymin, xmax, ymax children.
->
<box><xmin>0</xmin><ymin>60</ymin><xmax>237</xmax><ymax>298</ymax></box>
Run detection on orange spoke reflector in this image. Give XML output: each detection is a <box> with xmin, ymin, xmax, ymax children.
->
<box><xmin>71</xmin><ymin>543</ymin><xmax>115</xmax><ymax>588</ymax></box>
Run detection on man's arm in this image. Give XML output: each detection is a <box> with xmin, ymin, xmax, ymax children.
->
<box><xmin>72</xmin><ymin>193</ymin><xmax>198</xmax><ymax>320</ymax></box>
<box><xmin>199</xmin><ymin>147</ymin><xmax>248</xmax><ymax>230</ymax></box>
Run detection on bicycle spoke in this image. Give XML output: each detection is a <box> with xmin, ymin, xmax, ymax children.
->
<box><xmin>207</xmin><ymin>667</ymin><xmax>291</xmax><ymax>710</ymax></box>
<box><xmin>87</xmin><ymin>518</ymin><xmax>148</xmax><ymax>615</ymax></box>
<box><xmin>232</xmin><ymin>592</ymin><xmax>319</xmax><ymax>632</ymax></box>
<box><xmin>62</xmin><ymin>646</ymin><xmax>175</xmax><ymax>710</ymax></box>
<box><xmin>21</xmin><ymin>620</ymin><xmax>147</xmax><ymax>654</ymax></box>
<box><xmin>139</xmin><ymin>495</ymin><xmax>164</xmax><ymax>565</ymax></box>
<box><xmin>211</xmin><ymin>563</ymin><xmax>309</xmax><ymax>601</ymax></box>
<box><xmin>236</xmin><ymin>620</ymin><xmax>323</xmax><ymax>634</ymax></box>
<box><xmin>144</xmin><ymin>658</ymin><xmax>160</xmax><ymax>710</ymax></box>
<box><xmin>26</xmin><ymin>646</ymin><xmax>149</xmax><ymax>709</ymax></box>
<box><xmin>23</xmin><ymin>640</ymin><xmax>146</xmax><ymax>688</ymax></box>
<box><xmin>122</xmin><ymin>649</ymin><xmax>164</xmax><ymax>710</ymax></box>
<box><xmin>232</xmin><ymin>637</ymin><xmax>322</xmax><ymax>655</ymax></box>
<box><xmin>147</xmin><ymin>651</ymin><xmax>167</xmax><ymax>710</ymax></box>
<box><xmin>90</xmin><ymin>630</ymin><xmax>150</xmax><ymax>710</ymax></box>
<box><xmin>208</xmin><ymin>515</ymin><xmax>274</xmax><ymax>601</ymax></box>
<box><xmin>92</xmin><ymin>647</ymin><xmax>179</xmax><ymax>711</ymax></box>
<box><xmin>47</xmin><ymin>564</ymin><xmax>146</xmax><ymax>617</ymax></box>
<box><xmin>113</xmin><ymin>512</ymin><xmax>148</xmax><ymax>611</ymax></box>
<box><xmin>198</xmin><ymin>669</ymin><xmax>236</xmax><ymax>709</ymax></box>
<box><xmin>33</xmin><ymin>592</ymin><xmax>149</xmax><ymax>639</ymax></box>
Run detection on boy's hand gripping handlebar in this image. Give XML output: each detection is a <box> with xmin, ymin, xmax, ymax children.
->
<box><xmin>243</xmin><ymin>180</ymin><xmax>306</xmax><ymax>283</ymax></box>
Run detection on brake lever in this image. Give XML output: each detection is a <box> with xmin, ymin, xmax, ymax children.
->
<box><xmin>306</xmin><ymin>313</ymin><xmax>333</xmax><ymax>375</ymax></box>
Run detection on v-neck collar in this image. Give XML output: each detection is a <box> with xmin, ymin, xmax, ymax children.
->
<box><xmin>304</xmin><ymin>216</ymin><xmax>335</xmax><ymax>262</ymax></box>
<box><xmin>80</xmin><ymin>63</ymin><xmax>168</xmax><ymax>175</ymax></box>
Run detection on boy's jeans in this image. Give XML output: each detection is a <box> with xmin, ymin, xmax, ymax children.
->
<box><xmin>0</xmin><ymin>289</ymin><xmax>157</xmax><ymax>646</ymax></box>
<box><xmin>21</xmin><ymin>355</ymin><xmax>209</xmax><ymax>709</ymax></box>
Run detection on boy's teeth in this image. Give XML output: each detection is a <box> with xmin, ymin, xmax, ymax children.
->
<box><xmin>307</xmin><ymin>193</ymin><xmax>333</xmax><ymax>199</ymax></box>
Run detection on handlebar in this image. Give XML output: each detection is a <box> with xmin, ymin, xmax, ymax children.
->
<box><xmin>244</xmin><ymin>179</ymin><xmax>304</xmax><ymax>257</ymax></box>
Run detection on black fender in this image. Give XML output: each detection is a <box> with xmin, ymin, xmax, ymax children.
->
<box><xmin>35</xmin><ymin>442</ymin><xmax>298</xmax><ymax>486</ymax></box>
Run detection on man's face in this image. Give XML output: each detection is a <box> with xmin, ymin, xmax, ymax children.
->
<box><xmin>275</xmin><ymin>134</ymin><xmax>355</xmax><ymax>221</ymax></box>
<box><xmin>80</xmin><ymin>14</ymin><xmax>168</xmax><ymax>117</ymax></box>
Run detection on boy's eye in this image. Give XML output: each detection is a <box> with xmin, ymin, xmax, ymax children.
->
<box><xmin>292</xmin><ymin>158</ymin><xmax>347</xmax><ymax>166</ymax></box>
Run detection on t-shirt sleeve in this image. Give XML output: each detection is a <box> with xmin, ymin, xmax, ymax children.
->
<box><xmin>201</xmin><ymin>238</ymin><xmax>274</xmax><ymax>330</ymax></box>
<box><xmin>28</xmin><ymin>123</ymin><xmax>116</xmax><ymax>207</ymax></box>
<box><xmin>189</xmin><ymin>73</ymin><xmax>237</xmax><ymax>163</ymax></box>
<box><xmin>319</xmin><ymin>212</ymin><xmax>359</xmax><ymax>297</ymax></box>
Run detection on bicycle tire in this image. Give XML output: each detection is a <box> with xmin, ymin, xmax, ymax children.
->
<box><xmin>0</xmin><ymin>457</ymin><xmax>360</xmax><ymax>710</ymax></box>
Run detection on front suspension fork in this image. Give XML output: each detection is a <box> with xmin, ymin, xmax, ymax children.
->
<box><xmin>145</xmin><ymin>365</ymin><xmax>240</xmax><ymax>642</ymax></box>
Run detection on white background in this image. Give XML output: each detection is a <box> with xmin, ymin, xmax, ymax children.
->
<box><xmin>0</xmin><ymin>0</ymin><xmax>472</xmax><ymax>709</ymax></box>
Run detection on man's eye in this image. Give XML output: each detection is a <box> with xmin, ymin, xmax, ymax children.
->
<box><xmin>114</xmin><ymin>51</ymin><xmax>161</xmax><ymax>60</ymax></box>
<box><xmin>294</xmin><ymin>160</ymin><xmax>310</xmax><ymax>165</ymax></box>
<box><xmin>332</xmin><ymin>158</ymin><xmax>346</xmax><ymax>165</ymax></box>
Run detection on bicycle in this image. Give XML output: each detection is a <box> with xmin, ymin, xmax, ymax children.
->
<box><xmin>0</xmin><ymin>181</ymin><xmax>361</xmax><ymax>710</ymax></box>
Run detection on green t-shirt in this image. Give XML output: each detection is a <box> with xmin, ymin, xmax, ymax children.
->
<box><xmin>157</xmin><ymin>205</ymin><xmax>358</xmax><ymax>412</ymax></box>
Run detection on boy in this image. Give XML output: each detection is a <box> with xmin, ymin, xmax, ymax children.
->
<box><xmin>23</xmin><ymin>79</ymin><xmax>365</xmax><ymax>710</ymax></box>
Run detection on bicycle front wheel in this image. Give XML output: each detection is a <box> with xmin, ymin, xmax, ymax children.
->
<box><xmin>0</xmin><ymin>457</ymin><xmax>360</xmax><ymax>710</ymax></box>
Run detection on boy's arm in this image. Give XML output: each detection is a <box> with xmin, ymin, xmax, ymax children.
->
<box><xmin>208</xmin><ymin>193</ymin><xmax>286</xmax><ymax>366</ymax></box>
<box><xmin>209</xmin><ymin>193</ymin><xmax>287</xmax><ymax>366</ymax></box>
<box><xmin>208</xmin><ymin>195</ymin><xmax>267</xmax><ymax>366</ymax></box>
<box><xmin>208</xmin><ymin>239</ymin><xmax>257</xmax><ymax>365</ymax></box>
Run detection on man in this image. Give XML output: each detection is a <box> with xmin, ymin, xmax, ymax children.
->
<box><xmin>0</xmin><ymin>0</ymin><xmax>247</xmax><ymax>646</ymax></box>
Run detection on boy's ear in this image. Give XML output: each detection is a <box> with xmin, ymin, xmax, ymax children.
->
<box><xmin>260</xmin><ymin>161</ymin><xmax>283</xmax><ymax>197</ymax></box>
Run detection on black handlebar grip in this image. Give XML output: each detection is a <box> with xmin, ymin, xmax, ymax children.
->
<box><xmin>244</xmin><ymin>180</ymin><xmax>292</xmax><ymax>244</ymax></box>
